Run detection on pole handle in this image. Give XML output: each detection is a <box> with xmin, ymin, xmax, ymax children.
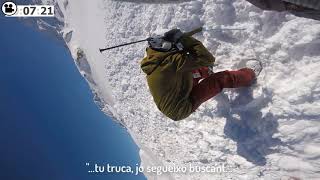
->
<box><xmin>184</xmin><ymin>27</ymin><xmax>203</xmax><ymax>37</ymax></box>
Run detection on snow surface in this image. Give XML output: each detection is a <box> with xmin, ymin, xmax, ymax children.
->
<box><xmin>35</xmin><ymin>0</ymin><xmax>320</xmax><ymax>179</ymax></box>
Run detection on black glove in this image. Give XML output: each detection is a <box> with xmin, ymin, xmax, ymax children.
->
<box><xmin>163</xmin><ymin>29</ymin><xmax>183</xmax><ymax>43</ymax></box>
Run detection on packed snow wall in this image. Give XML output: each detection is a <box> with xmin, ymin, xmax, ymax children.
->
<box><xmin>26</xmin><ymin>0</ymin><xmax>320</xmax><ymax>179</ymax></box>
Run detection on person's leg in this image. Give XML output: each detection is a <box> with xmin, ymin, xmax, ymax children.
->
<box><xmin>190</xmin><ymin>68</ymin><xmax>255</xmax><ymax>111</ymax></box>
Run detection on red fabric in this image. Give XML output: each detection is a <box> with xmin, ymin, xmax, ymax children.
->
<box><xmin>190</xmin><ymin>68</ymin><xmax>255</xmax><ymax>111</ymax></box>
<box><xmin>192</xmin><ymin>67</ymin><xmax>211</xmax><ymax>86</ymax></box>
<box><xmin>198</xmin><ymin>67</ymin><xmax>210</xmax><ymax>78</ymax></box>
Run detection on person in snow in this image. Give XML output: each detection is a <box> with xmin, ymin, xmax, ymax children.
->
<box><xmin>140</xmin><ymin>29</ymin><xmax>262</xmax><ymax>121</ymax></box>
<box><xmin>246</xmin><ymin>0</ymin><xmax>320</xmax><ymax>21</ymax></box>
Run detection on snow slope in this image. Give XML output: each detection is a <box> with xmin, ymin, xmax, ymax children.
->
<box><xmin>35</xmin><ymin>0</ymin><xmax>320</xmax><ymax>179</ymax></box>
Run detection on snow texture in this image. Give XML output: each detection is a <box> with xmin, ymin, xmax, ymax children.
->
<box><xmin>35</xmin><ymin>0</ymin><xmax>320</xmax><ymax>179</ymax></box>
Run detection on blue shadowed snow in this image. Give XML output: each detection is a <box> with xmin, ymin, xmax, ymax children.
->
<box><xmin>216</xmin><ymin>88</ymin><xmax>282</xmax><ymax>166</ymax></box>
<box><xmin>0</xmin><ymin>16</ymin><xmax>146</xmax><ymax>180</ymax></box>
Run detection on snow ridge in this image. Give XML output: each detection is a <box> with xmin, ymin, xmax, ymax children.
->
<box><xmin>36</xmin><ymin>0</ymin><xmax>320</xmax><ymax>179</ymax></box>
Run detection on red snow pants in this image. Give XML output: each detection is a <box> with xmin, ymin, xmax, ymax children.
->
<box><xmin>190</xmin><ymin>68</ymin><xmax>255</xmax><ymax>111</ymax></box>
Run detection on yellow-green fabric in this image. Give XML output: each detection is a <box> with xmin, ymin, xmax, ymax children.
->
<box><xmin>141</xmin><ymin>36</ymin><xmax>215</xmax><ymax>120</ymax></box>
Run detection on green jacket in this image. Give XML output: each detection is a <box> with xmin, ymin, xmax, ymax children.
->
<box><xmin>140</xmin><ymin>36</ymin><xmax>215</xmax><ymax>121</ymax></box>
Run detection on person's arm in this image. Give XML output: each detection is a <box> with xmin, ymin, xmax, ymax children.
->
<box><xmin>173</xmin><ymin>36</ymin><xmax>215</xmax><ymax>72</ymax></box>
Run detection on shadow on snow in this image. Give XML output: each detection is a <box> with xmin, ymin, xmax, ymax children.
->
<box><xmin>216</xmin><ymin>87</ymin><xmax>283</xmax><ymax>166</ymax></box>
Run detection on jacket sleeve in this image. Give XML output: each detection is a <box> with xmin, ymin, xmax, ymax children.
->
<box><xmin>172</xmin><ymin>36</ymin><xmax>215</xmax><ymax>72</ymax></box>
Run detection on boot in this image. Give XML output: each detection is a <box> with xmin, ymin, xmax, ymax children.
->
<box><xmin>246</xmin><ymin>60</ymin><xmax>262</xmax><ymax>77</ymax></box>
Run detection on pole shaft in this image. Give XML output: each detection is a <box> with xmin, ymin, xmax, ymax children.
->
<box><xmin>99</xmin><ymin>39</ymin><xmax>148</xmax><ymax>53</ymax></box>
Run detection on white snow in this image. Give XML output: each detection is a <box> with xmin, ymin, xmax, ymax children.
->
<box><xmin>37</xmin><ymin>0</ymin><xmax>320</xmax><ymax>179</ymax></box>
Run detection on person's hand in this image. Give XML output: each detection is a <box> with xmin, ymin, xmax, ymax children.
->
<box><xmin>163</xmin><ymin>29</ymin><xmax>183</xmax><ymax>43</ymax></box>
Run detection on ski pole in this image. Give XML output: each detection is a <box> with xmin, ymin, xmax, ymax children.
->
<box><xmin>99</xmin><ymin>39</ymin><xmax>148</xmax><ymax>53</ymax></box>
<box><xmin>99</xmin><ymin>27</ymin><xmax>204</xmax><ymax>53</ymax></box>
<box><xmin>99</xmin><ymin>27</ymin><xmax>244</xmax><ymax>53</ymax></box>
<box><xmin>184</xmin><ymin>26</ymin><xmax>203</xmax><ymax>36</ymax></box>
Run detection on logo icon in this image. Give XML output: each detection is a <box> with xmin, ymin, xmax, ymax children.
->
<box><xmin>2</xmin><ymin>1</ymin><xmax>17</xmax><ymax>16</ymax></box>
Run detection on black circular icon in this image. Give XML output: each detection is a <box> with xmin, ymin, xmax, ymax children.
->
<box><xmin>2</xmin><ymin>2</ymin><xmax>17</xmax><ymax>16</ymax></box>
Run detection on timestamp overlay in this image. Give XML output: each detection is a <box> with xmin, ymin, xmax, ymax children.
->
<box><xmin>2</xmin><ymin>1</ymin><xmax>54</xmax><ymax>17</ymax></box>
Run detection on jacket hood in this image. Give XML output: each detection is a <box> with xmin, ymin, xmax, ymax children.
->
<box><xmin>140</xmin><ymin>48</ymin><xmax>174</xmax><ymax>75</ymax></box>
